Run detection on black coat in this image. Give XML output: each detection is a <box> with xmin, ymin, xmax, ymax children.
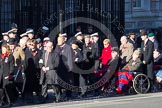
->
<box><xmin>55</xmin><ymin>44</ymin><xmax>74</xmax><ymax>72</ymax></box>
<box><xmin>24</xmin><ymin>49</ymin><xmax>42</xmax><ymax>73</ymax></box>
<box><xmin>82</xmin><ymin>43</ymin><xmax>94</xmax><ymax>70</ymax></box>
<box><xmin>73</xmin><ymin>48</ymin><xmax>83</xmax><ymax>63</ymax></box>
<box><xmin>0</xmin><ymin>54</ymin><xmax>14</xmax><ymax>88</ymax></box>
<box><xmin>141</xmin><ymin>39</ymin><xmax>154</xmax><ymax>80</ymax></box>
<box><xmin>128</xmin><ymin>38</ymin><xmax>136</xmax><ymax>49</ymax></box>
<box><xmin>55</xmin><ymin>44</ymin><xmax>74</xmax><ymax>83</ymax></box>
<box><xmin>24</xmin><ymin>48</ymin><xmax>42</xmax><ymax>91</ymax></box>
<box><xmin>82</xmin><ymin>43</ymin><xmax>93</xmax><ymax>61</ymax></box>
<box><xmin>90</xmin><ymin>42</ymin><xmax>101</xmax><ymax>60</ymax></box>
<box><xmin>76</xmin><ymin>40</ymin><xmax>84</xmax><ymax>50</ymax></box>
<box><xmin>39</xmin><ymin>50</ymin><xmax>60</xmax><ymax>85</ymax></box>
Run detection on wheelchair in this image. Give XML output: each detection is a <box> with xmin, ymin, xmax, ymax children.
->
<box><xmin>129</xmin><ymin>71</ymin><xmax>150</xmax><ymax>94</ymax></box>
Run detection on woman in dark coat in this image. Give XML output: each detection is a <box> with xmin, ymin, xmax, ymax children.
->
<box><xmin>23</xmin><ymin>39</ymin><xmax>42</xmax><ymax>101</ymax></box>
<box><xmin>0</xmin><ymin>45</ymin><xmax>15</xmax><ymax>106</ymax></box>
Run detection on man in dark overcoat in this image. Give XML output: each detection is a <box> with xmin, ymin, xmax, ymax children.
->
<box><xmin>55</xmin><ymin>36</ymin><xmax>74</xmax><ymax>99</ymax></box>
<box><xmin>141</xmin><ymin>31</ymin><xmax>154</xmax><ymax>89</ymax></box>
<box><xmin>39</xmin><ymin>41</ymin><xmax>61</xmax><ymax>102</ymax></box>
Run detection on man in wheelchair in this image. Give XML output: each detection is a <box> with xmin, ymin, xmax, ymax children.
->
<box><xmin>114</xmin><ymin>49</ymin><xmax>142</xmax><ymax>94</ymax></box>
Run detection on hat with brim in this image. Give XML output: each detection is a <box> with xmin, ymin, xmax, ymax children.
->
<box><xmin>140</xmin><ymin>31</ymin><xmax>147</xmax><ymax>36</ymax></box>
<box><xmin>2</xmin><ymin>32</ymin><xmax>8</xmax><ymax>36</ymax></box>
<box><xmin>90</xmin><ymin>32</ymin><xmax>99</xmax><ymax>37</ymax></box>
<box><xmin>8</xmin><ymin>29</ymin><xmax>17</xmax><ymax>34</ymax></box>
<box><xmin>60</xmin><ymin>33</ymin><xmax>67</xmax><ymax>37</ymax></box>
<box><xmin>74</xmin><ymin>32</ymin><xmax>82</xmax><ymax>37</ymax></box>
<box><xmin>148</xmin><ymin>33</ymin><xmax>155</xmax><ymax>37</ymax></box>
<box><xmin>43</xmin><ymin>37</ymin><xmax>50</xmax><ymax>41</ymax></box>
<box><xmin>26</xmin><ymin>28</ymin><xmax>34</xmax><ymax>34</ymax></box>
<box><xmin>42</xmin><ymin>26</ymin><xmax>49</xmax><ymax>31</ymax></box>
<box><xmin>20</xmin><ymin>33</ymin><xmax>28</xmax><ymax>37</ymax></box>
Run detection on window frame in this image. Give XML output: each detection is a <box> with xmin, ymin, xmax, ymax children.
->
<box><xmin>132</xmin><ymin>0</ymin><xmax>142</xmax><ymax>9</ymax></box>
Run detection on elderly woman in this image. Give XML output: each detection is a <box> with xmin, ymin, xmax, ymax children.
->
<box><xmin>94</xmin><ymin>39</ymin><xmax>112</xmax><ymax>77</ymax></box>
<box><xmin>0</xmin><ymin>45</ymin><xmax>15</xmax><ymax>106</ymax></box>
<box><xmin>99</xmin><ymin>39</ymin><xmax>112</xmax><ymax>67</ymax></box>
<box><xmin>115</xmin><ymin>49</ymin><xmax>142</xmax><ymax>94</ymax></box>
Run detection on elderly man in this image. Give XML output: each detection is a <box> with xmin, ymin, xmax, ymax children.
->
<box><xmin>115</xmin><ymin>49</ymin><xmax>142</xmax><ymax>93</ymax></box>
<box><xmin>39</xmin><ymin>41</ymin><xmax>60</xmax><ymax>103</ymax></box>
<box><xmin>120</xmin><ymin>36</ymin><xmax>134</xmax><ymax>67</ymax></box>
<box><xmin>19</xmin><ymin>38</ymin><xmax>27</xmax><ymax>51</ymax></box>
<box><xmin>55</xmin><ymin>36</ymin><xmax>74</xmax><ymax>99</ymax></box>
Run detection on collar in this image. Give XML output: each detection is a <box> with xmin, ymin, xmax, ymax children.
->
<box><xmin>60</xmin><ymin>44</ymin><xmax>65</xmax><ymax>48</ymax></box>
<box><xmin>144</xmin><ymin>38</ymin><xmax>148</xmax><ymax>45</ymax></box>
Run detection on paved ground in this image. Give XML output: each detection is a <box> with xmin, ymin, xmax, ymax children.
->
<box><xmin>10</xmin><ymin>91</ymin><xmax>162</xmax><ymax>108</ymax></box>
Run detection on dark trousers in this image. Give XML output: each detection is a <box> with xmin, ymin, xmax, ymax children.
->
<box><xmin>4</xmin><ymin>84</ymin><xmax>16</xmax><ymax>104</ymax></box>
<box><xmin>41</xmin><ymin>83</ymin><xmax>61</xmax><ymax>101</ymax></box>
<box><xmin>143</xmin><ymin>62</ymin><xmax>154</xmax><ymax>80</ymax></box>
<box><xmin>0</xmin><ymin>88</ymin><xmax>4</xmax><ymax>106</ymax></box>
<box><xmin>79</xmin><ymin>74</ymin><xmax>88</xmax><ymax>95</ymax></box>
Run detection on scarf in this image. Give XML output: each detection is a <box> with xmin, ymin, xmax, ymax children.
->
<box><xmin>1</xmin><ymin>52</ymin><xmax>9</xmax><ymax>59</ymax></box>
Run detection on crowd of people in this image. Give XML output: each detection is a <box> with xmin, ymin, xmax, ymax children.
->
<box><xmin>0</xmin><ymin>23</ymin><xmax>162</xmax><ymax>107</ymax></box>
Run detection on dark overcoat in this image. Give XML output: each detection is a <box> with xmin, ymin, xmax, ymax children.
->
<box><xmin>0</xmin><ymin>54</ymin><xmax>14</xmax><ymax>88</ymax></box>
<box><xmin>39</xmin><ymin>50</ymin><xmax>60</xmax><ymax>84</ymax></box>
<box><xmin>55</xmin><ymin>44</ymin><xmax>74</xmax><ymax>84</ymax></box>
<box><xmin>141</xmin><ymin>39</ymin><xmax>154</xmax><ymax>80</ymax></box>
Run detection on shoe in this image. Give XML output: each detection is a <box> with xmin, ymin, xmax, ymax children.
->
<box><xmin>9</xmin><ymin>103</ymin><xmax>14</xmax><ymax>107</ymax></box>
<box><xmin>55</xmin><ymin>99</ymin><xmax>61</xmax><ymax>103</ymax></box>
<box><xmin>79</xmin><ymin>93</ymin><xmax>87</xmax><ymax>98</ymax></box>
<box><xmin>39</xmin><ymin>96</ymin><xmax>46</xmax><ymax>104</ymax></box>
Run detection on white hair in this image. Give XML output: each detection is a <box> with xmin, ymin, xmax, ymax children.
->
<box><xmin>120</xmin><ymin>36</ymin><xmax>127</xmax><ymax>41</ymax></box>
<box><xmin>19</xmin><ymin>38</ymin><xmax>27</xmax><ymax>45</ymax></box>
<box><xmin>46</xmin><ymin>41</ymin><xmax>53</xmax><ymax>47</ymax></box>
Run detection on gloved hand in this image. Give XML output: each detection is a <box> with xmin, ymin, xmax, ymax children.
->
<box><xmin>5</xmin><ymin>75</ymin><xmax>14</xmax><ymax>81</ymax></box>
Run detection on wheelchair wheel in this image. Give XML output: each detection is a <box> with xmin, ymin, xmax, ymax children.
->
<box><xmin>133</xmin><ymin>73</ymin><xmax>150</xmax><ymax>94</ymax></box>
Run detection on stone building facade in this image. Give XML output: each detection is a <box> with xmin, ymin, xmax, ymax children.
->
<box><xmin>125</xmin><ymin>0</ymin><xmax>162</xmax><ymax>31</ymax></box>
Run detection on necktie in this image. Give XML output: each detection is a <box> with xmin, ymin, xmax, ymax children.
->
<box><xmin>45</xmin><ymin>52</ymin><xmax>49</xmax><ymax>67</ymax></box>
<box><xmin>60</xmin><ymin>47</ymin><xmax>64</xmax><ymax>54</ymax></box>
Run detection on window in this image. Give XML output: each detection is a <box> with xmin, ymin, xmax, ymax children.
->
<box><xmin>132</xmin><ymin>0</ymin><xmax>141</xmax><ymax>8</ymax></box>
